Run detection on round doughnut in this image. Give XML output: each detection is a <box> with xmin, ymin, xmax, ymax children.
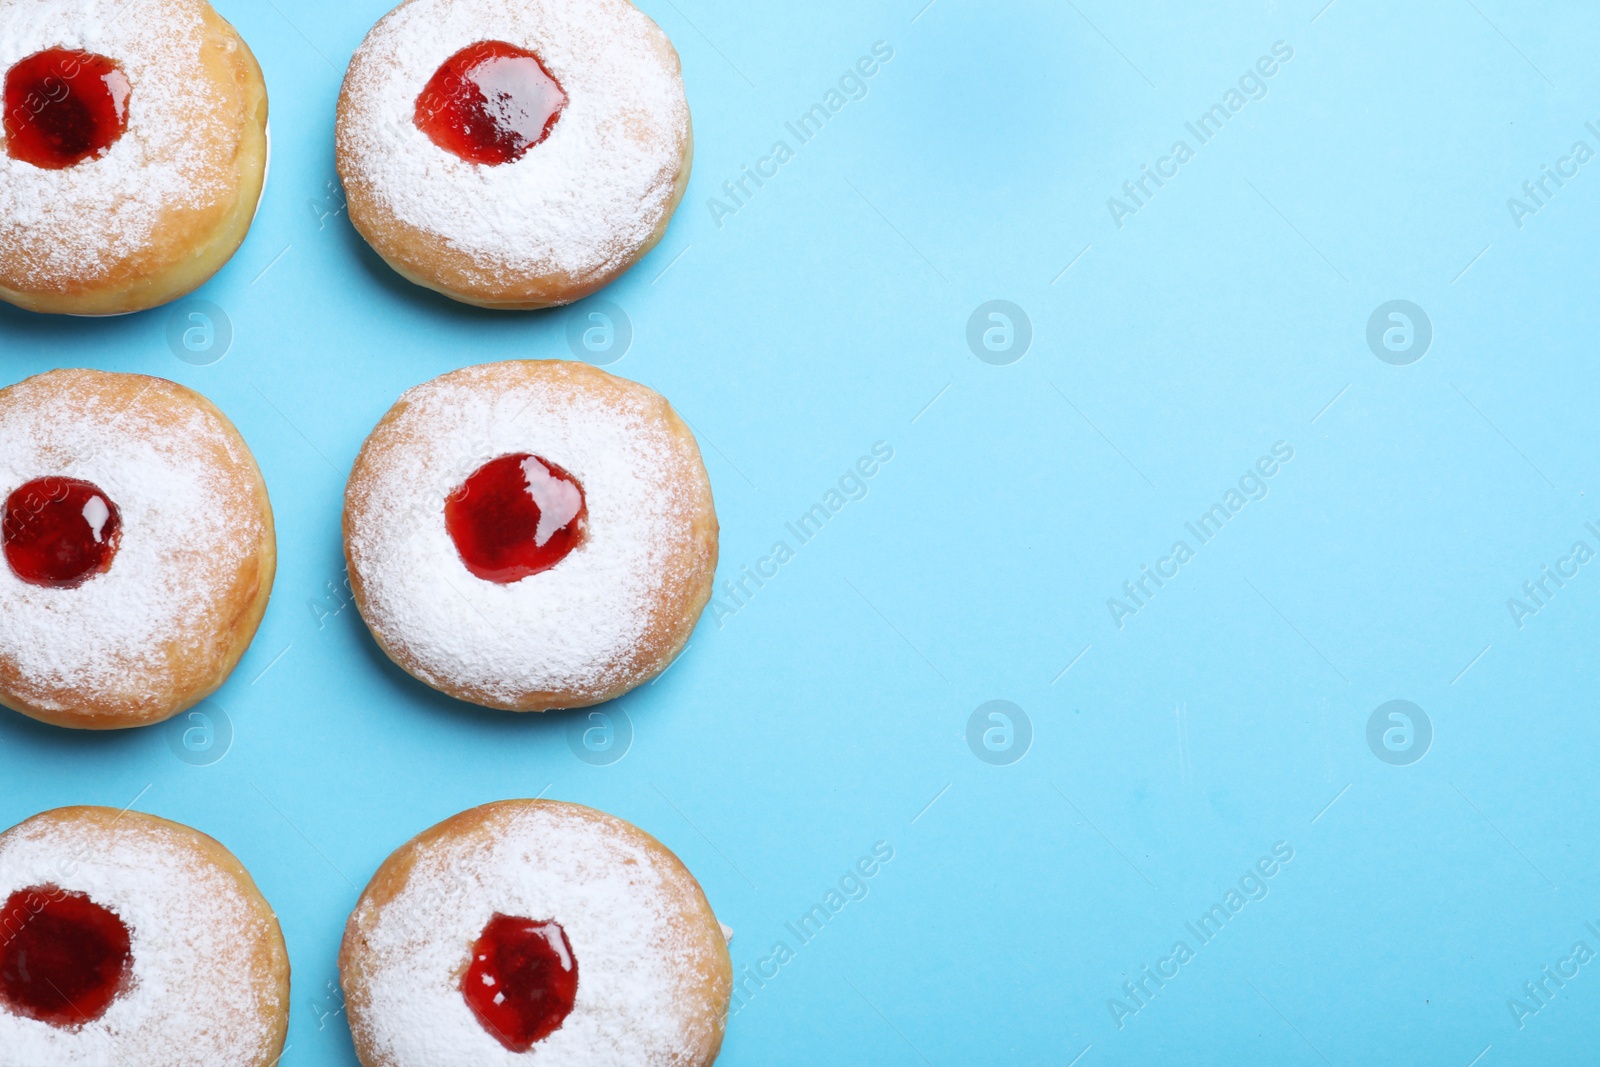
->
<box><xmin>340</xmin><ymin>799</ymin><xmax>732</xmax><ymax>1067</ymax></box>
<box><xmin>335</xmin><ymin>0</ymin><xmax>692</xmax><ymax>309</ymax></box>
<box><xmin>343</xmin><ymin>360</ymin><xmax>716</xmax><ymax>711</ymax></box>
<box><xmin>0</xmin><ymin>0</ymin><xmax>270</xmax><ymax>316</ymax></box>
<box><xmin>0</xmin><ymin>806</ymin><xmax>289</xmax><ymax>1067</ymax></box>
<box><xmin>0</xmin><ymin>369</ymin><xmax>275</xmax><ymax>729</ymax></box>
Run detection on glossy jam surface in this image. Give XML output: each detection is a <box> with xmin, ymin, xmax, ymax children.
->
<box><xmin>462</xmin><ymin>915</ymin><xmax>578</xmax><ymax>1051</ymax></box>
<box><xmin>0</xmin><ymin>887</ymin><xmax>132</xmax><ymax>1027</ymax></box>
<box><xmin>415</xmin><ymin>41</ymin><xmax>566</xmax><ymax>165</ymax></box>
<box><xmin>445</xmin><ymin>454</ymin><xmax>586</xmax><ymax>582</ymax></box>
<box><xmin>3</xmin><ymin>477</ymin><xmax>122</xmax><ymax>588</ymax></box>
<box><xmin>3</xmin><ymin>49</ymin><xmax>131</xmax><ymax>169</ymax></box>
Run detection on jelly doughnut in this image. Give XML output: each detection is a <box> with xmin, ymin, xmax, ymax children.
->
<box><xmin>343</xmin><ymin>360</ymin><xmax>716</xmax><ymax>711</ymax></box>
<box><xmin>0</xmin><ymin>0</ymin><xmax>270</xmax><ymax>315</ymax></box>
<box><xmin>0</xmin><ymin>806</ymin><xmax>289</xmax><ymax>1066</ymax></box>
<box><xmin>335</xmin><ymin>0</ymin><xmax>692</xmax><ymax>309</ymax></box>
<box><xmin>0</xmin><ymin>369</ymin><xmax>275</xmax><ymax>728</ymax></box>
<box><xmin>340</xmin><ymin>799</ymin><xmax>731</xmax><ymax>1067</ymax></box>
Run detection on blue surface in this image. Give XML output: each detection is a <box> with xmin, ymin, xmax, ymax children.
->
<box><xmin>4</xmin><ymin>0</ymin><xmax>1600</xmax><ymax>1062</ymax></box>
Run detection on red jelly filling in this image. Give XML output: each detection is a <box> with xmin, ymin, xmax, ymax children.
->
<box><xmin>415</xmin><ymin>41</ymin><xmax>566</xmax><ymax>165</ymax></box>
<box><xmin>0</xmin><ymin>887</ymin><xmax>132</xmax><ymax>1027</ymax></box>
<box><xmin>445</xmin><ymin>454</ymin><xmax>585</xmax><ymax>582</ymax></box>
<box><xmin>462</xmin><ymin>915</ymin><xmax>577</xmax><ymax>1051</ymax></box>
<box><xmin>3</xmin><ymin>477</ymin><xmax>121</xmax><ymax>589</ymax></box>
<box><xmin>3</xmin><ymin>49</ymin><xmax>131</xmax><ymax>169</ymax></box>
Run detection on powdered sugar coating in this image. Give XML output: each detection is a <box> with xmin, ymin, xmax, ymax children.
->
<box><xmin>0</xmin><ymin>0</ymin><xmax>244</xmax><ymax>288</ymax></box>
<box><xmin>344</xmin><ymin>802</ymin><xmax>727</xmax><ymax>1067</ymax></box>
<box><xmin>0</xmin><ymin>370</ymin><xmax>268</xmax><ymax>718</ymax></box>
<box><xmin>0</xmin><ymin>809</ymin><xmax>285</xmax><ymax>1067</ymax></box>
<box><xmin>336</xmin><ymin>0</ymin><xmax>689</xmax><ymax>283</ymax></box>
<box><xmin>345</xmin><ymin>362</ymin><xmax>712</xmax><ymax>707</ymax></box>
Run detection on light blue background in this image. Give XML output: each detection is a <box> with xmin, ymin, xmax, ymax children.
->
<box><xmin>3</xmin><ymin>0</ymin><xmax>1599</xmax><ymax>1062</ymax></box>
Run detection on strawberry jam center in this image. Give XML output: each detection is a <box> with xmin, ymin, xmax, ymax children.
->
<box><xmin>462</xmin><ymin>915</ymin><xmax>577</xmax><ymax>1051</ymax></box>
<box><xmin>445</xmin><ymin>454</ymin><xmax>585</xmax><ymax>582</ymax></box>
<box><xmin>415</xmin><ymin>41</ymin><xmax>566</xmax><ymax>165</ymax></box>
<box><xmin>3</xmin><ymin>49</ymin><xmax>131</xmax><ymax>169</ymax></box>
<box><xmin>0</xmin><ymin>887</ymin><xmax>132</xmax><ymax>1027</ymax></box>
<box><xmin>3</xmin><ymin>477</ymin><xmax>121</xmax><ymax>588</ymax></box>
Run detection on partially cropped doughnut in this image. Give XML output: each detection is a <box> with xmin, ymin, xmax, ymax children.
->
<box><xmin>336</xmin><ymin>0</ymin><xmax>692</xmax><ymax>309</ymax></box>
<box><xmin>340</xmin><ymin>799</ymin><xmax>732</xmax><ymax>1067</ymax></box>
<box><xmin>0</xmin><ymin>369</ymin><xmax>275</xmax><ymax>728</ymax></box>
<box><xmin>0</xmin><ymin>0</ymin><xmax>270</xmax><ymax>315</ymax></box>
<box><xmin>343</xmin><ymin>360</ymin><xmax>716</xmax><ymax>711</ymax></box>
<box><xmin>0</xmin><ymin>806</ymin><xmax>290</xmax><ymax>1067</ymax></box>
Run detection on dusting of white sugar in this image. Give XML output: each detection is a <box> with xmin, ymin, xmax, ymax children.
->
<box><xmin>0</xmin><ymin>810</ymin><xmax>282</xmax><ymax>1067</ymax></box>
<box><xmin>0</xmin><ymin>370</ymin><xmax>264</xmax><ymax>714</ymax></box>
<box><xmin>345</xmin><ymin>363</ymin><xmax>699</xmax><ymax>704</ymax></box>
<box><xmin>337</xmin><ymin>0</ymin><xmax>689</xmax><ymax>282</ymax></box>
<box><xmin>0</xmin><ymin>0</ymin><xmax>239</xmax><ymax>288</ymax></box>
<box><xmin>348</xmin><ymin>802</ymin><xmax>721</xmax><ymax>1067</ymax></box>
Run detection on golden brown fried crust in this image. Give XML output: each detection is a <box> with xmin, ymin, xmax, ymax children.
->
<box><xmin>5</xmin><ymin>806</ymin><xmax>291</xmax><ymax>1067</ymax></box>
<box><xmin>0</xmin><ymin>0</ymin><xmax>269</xmax><ymax>315</ymax></box>
<box><xmin>339</xmin><ymin>799</ymin><xmax>732</xmax><ymax>1067</ymax></box>
<box><xmin>343</xmin><ymin>360</ymin><xmax>716</xmax><ymax>711</ymax></box>
<box><xmin>0</xmin><ymin>370</ymin><xmax>276</xmax><ymax>729</ymax></box>
<box><xmin>334</xmin><ymin>0</ymin><xmax>691</xmax><ymax>310</ymax></box>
